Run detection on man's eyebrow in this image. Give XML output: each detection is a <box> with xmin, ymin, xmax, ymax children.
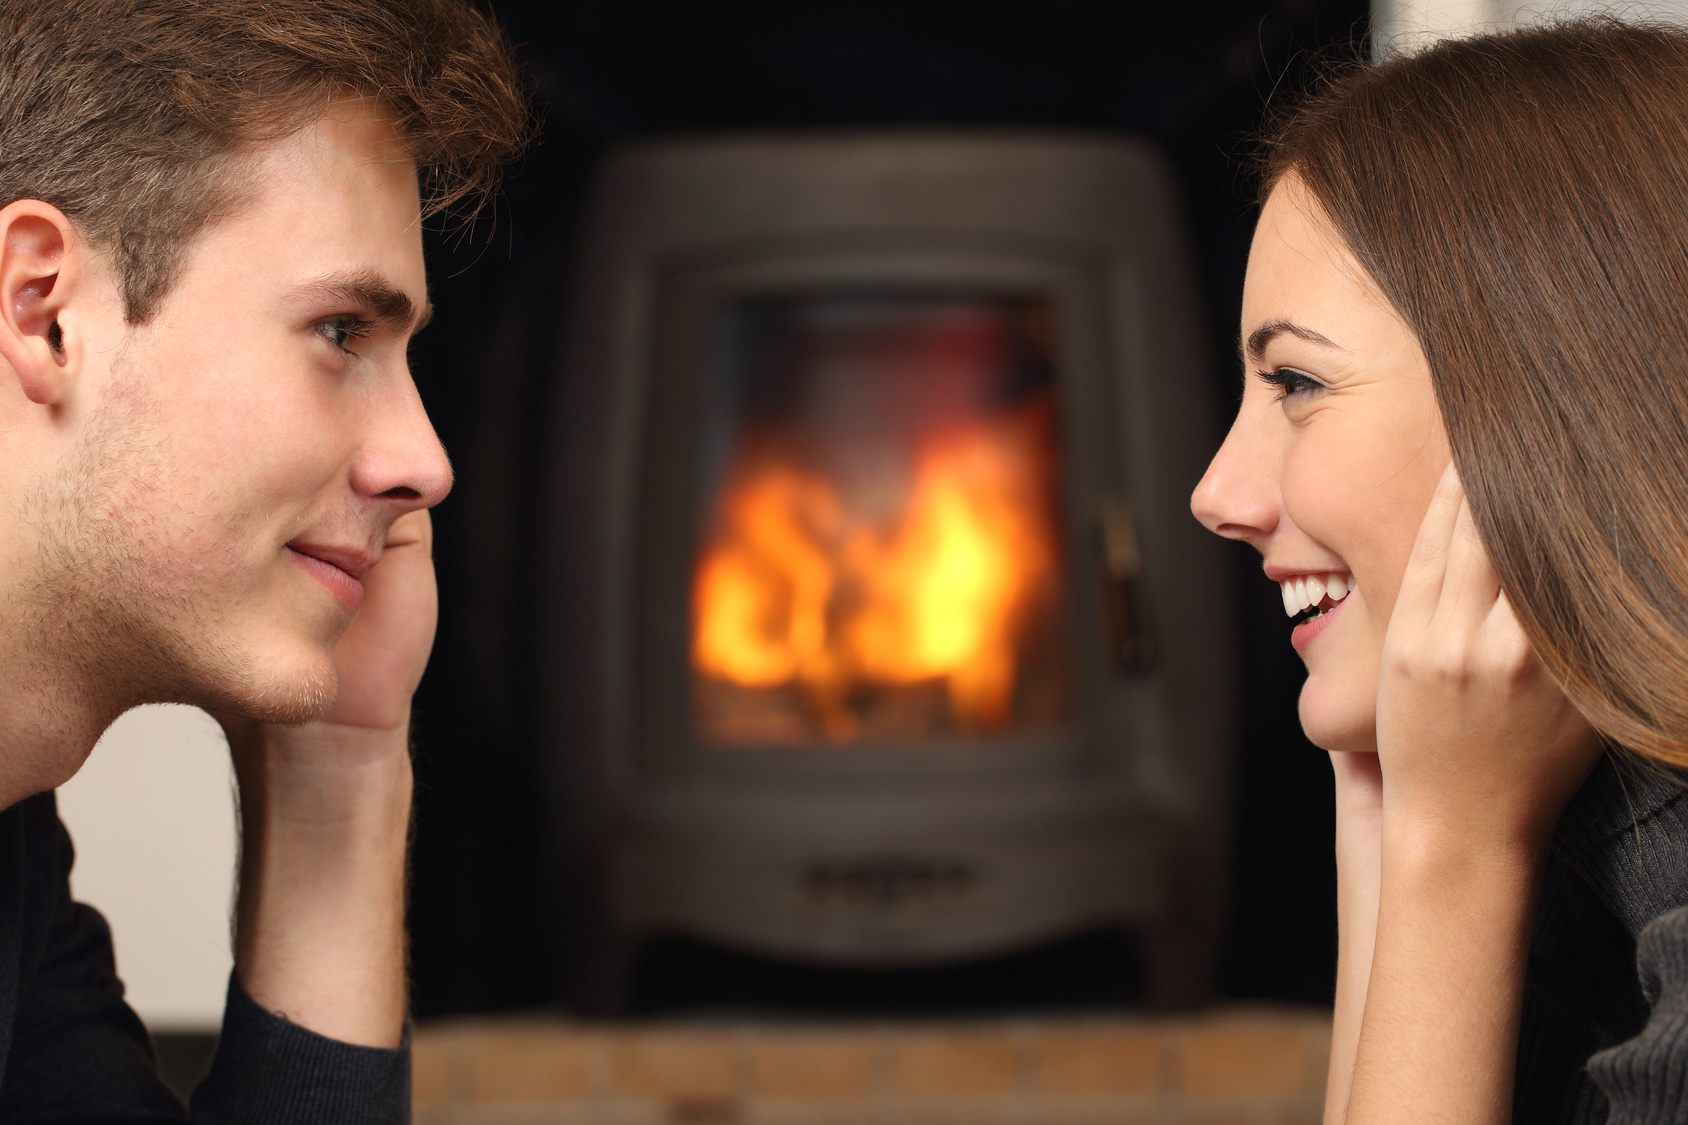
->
<box><xmin>289</xmin><ymin>270</ymin><xmax>431</xmax><ymax>334</ymax></box>
<box><xmin>1240</xmin><ymin>319</ymin><xmax>1342</xmax><ymax>365</ymax></box>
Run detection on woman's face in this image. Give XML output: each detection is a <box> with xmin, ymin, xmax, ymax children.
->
<box><xmin>1191</xmin><ymin>177</ymin><xmax>1449</xmax><ymax>753</ymax></box>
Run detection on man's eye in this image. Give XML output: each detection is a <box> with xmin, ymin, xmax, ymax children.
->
<box><xmin>1255</xmin><ymin>366</ymin><xmax>1325</xmax><ymax>399</ymax></box>
<box><xmin>315</xmin><ymin>315</ymin><xmax>375</xmax><ymax>353</ymax></box>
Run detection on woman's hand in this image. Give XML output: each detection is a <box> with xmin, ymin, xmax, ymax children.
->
<box><xmin>1375</xmin><ymin>464</ymin><xmax>1598</xmax><ymax>849</ymax></box>
<box><xmin>1343</xmin><ymin>464</ymin><xmax>1600</xmax><ymax>1124</ymax></box>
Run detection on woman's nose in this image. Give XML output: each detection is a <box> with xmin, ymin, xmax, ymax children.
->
<box><xmin>1191</xmin><ymin>412</ymin><xmax>1279</xmax><ymax>544</ymax></box>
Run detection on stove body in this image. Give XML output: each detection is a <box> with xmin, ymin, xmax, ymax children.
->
<box><xmin>537</xmin><ymin>132</ymin><xmax>1236</xmax><ymax>1011</ymax></box>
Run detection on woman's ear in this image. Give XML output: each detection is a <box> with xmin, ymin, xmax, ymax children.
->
<box><xmin>0</xmin><ymin>200</ymin><xmax>87</xmax><ymax>406</ymax></box>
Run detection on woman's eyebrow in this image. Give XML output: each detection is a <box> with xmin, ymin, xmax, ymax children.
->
<box><xmin>1241</xmin><ymin>319</ymin><xmax>1342</xmax><ymax>364</ymax></box>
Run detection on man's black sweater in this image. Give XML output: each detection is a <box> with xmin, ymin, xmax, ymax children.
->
<box><xmin>0</xmin><ymin>792</ymin><xmax>408</xmax><ymax>1122</ymax></box>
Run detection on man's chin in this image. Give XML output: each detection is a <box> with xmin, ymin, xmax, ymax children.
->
<box><xmin>203</xmin><ymin>658</ymin><xmax>339</xmax><ymax>727</ymax></box>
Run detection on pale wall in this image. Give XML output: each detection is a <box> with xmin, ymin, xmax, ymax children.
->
<box><xmin>1374</xmin><ymin>0</ymin><xmax>1688</xmax><ymax>52</ymax></box>
<box><xmin>55</xmin><ymin>705</ymin><xmax>237</xmax><ymax>1032</ymax></box>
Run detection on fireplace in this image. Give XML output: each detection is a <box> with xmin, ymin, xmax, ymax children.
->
<box><xmin>692</xmin><ymin>294</ymin><xmax>1070</xmax><ymax>746</ymax></box>
<box><xmin>538</xmin><ymin>132</ymin><xmax>1236</xmax><ymax>1012</ymax></box>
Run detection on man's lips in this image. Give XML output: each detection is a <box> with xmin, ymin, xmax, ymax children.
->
<box><xmin>289</xmin><ymin>541</ymin><xmax>376</xmax><ymax>579</ymax></box>
<box><xmin>286</xmin><ymin>542</ymin><xmax>373</xmax><ymax>611</ymax></box>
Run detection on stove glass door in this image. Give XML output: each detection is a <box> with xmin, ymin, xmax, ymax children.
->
<box><xmin>691</xmin><ymin>294</ymin><xmax>1073</xmax><ymax>747</ymax></box>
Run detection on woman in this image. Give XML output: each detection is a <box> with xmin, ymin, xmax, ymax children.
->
<box><xmin>1192</xmin><ymin>20</ymin><xmax>1688</xmax><ymax>1124</ymax></box>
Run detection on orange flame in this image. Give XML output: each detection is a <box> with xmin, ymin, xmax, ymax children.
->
<box><xmin>692</xmin><ymin>403</ymin><xmax>1057</xmax><ymax>739</ymax></box>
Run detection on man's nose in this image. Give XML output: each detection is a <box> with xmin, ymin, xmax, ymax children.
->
<box><xmin>349</xmin><ymin>377</ymin><xmax>454</xmax><ymax>513</ymax></box>
<box><xmin>1190</xmin><ymin>411</ymin><xmax>1278</xmax><ymax>544</ymax></box>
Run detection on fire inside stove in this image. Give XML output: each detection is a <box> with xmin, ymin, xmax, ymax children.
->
<box><xmin>692</xmin><ymin>295</ymin><xmax>1071</xmax><ymax>746</ymax></box>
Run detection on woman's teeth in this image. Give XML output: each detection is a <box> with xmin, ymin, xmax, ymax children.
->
<box><xmin>1280</xmin><ymin>572</ymin><xmax>1353</xmax><ymax>618</ymax></box>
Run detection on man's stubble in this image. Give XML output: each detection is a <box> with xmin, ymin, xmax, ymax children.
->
<box><xmin>23</xmin><ymin>353</ymin><xmax>339</xmax><ymax>729</ymax></box>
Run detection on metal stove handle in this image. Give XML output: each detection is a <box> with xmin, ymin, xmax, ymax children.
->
<box><xmin>1100</xmin><ymin>494</ymin><xmax>1156</xmax><ymax>675</ymax></box>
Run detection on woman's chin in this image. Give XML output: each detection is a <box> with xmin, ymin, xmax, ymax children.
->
<box><xmin>1297</xmin><ymin>677</ymin><xmax>1377</xmax><ymax>754</ymax></box>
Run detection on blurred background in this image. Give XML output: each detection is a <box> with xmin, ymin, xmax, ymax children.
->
<box><xmin>404</xmin><ymin>0</ymin><xmax>1370</xmax><ymax>1021</ymax></box>
<box><xmin>59</xmin><ymin>0</ymin><xmax>1683</xmax><ymax>1115</ymax></box>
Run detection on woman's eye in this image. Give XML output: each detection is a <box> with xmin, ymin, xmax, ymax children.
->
<box><xmin>315</xmin><ymin>315</ymin><xmax>375</xmax><ymax>353</ymax></box>
<box><xmin>1255</xmin><ymin>366</ymin><xmax>1325</xmax><ymax>400</ymax></box>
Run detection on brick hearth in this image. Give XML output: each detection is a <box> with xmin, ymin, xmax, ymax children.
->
<box><xmin>414</xmin><ymin>1008</ymin><xmax>1331</xmax><ymax>1124</ymax></box>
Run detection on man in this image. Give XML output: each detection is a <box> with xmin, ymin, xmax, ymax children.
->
<box><xmin>0</xmin><ymin>0</ymin><xmax>529</xmax><ymax>1117</ymax></box>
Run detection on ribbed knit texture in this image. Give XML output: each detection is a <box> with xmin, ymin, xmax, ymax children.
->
<box><xmin>1589</xmin><ymin>908</ymin><xmax>1688</xmax><ymax>1123</ymax></box>
<box><xmin>190</xmin><ymin>976</ymin><xmax>411</xmax><ymax>1125</ymax></box>
<box><xmin>1515</xmin><ymin>753</ymin><xmax>1688</xmax><ymax>1124</ymax></box>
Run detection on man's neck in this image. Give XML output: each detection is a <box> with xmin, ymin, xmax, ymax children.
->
<box><xmin>0</xmin><ymin>576</ymin><xmax>131</xmax><ymax>811</ymax></box>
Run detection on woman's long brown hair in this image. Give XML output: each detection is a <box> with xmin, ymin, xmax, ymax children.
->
<box><xmin>1265</xmin><ymin>20</ymin><xmax>1688</xmax><ymax>766</ymax></box>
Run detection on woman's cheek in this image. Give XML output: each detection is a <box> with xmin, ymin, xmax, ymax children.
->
<box><xmin>1277</xmin><ymin>436</ymin><xmax>1350</xmax><ymax>546</ymax></box>
<box><xmin>1344</xmin><ymin>472</ymin><xmax>1448</xmax><ymax>633</ymax></box>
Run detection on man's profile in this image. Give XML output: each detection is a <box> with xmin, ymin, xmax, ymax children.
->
<box><xmin>0</xmin><ymin>0</ymin><xmax>528</xmax><ymax>1116</ymax></box>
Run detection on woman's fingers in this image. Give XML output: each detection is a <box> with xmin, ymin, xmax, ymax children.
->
<box><xmin>1432</xmin><ymin>494</ymin><xmax>1502</xmax><ymax>638</ymax></box>
<box><xmin>1394</xmin><ymin>461</ymin><xmax>1505</xmax><ymax>645</ymax></box>
<box><xmin>1392</xmin><ymin>462</ymin><xmax>1465</xmax><ymax>629</ymax></box>
<box><xmin>1478</xmin><ymin>587</ymin><xmax>1538</xmax><ymax>680</ymax></box>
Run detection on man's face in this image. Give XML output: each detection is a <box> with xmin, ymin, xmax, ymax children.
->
<box><xmin>45</xmin><ymin>101</ymin><xmax>451</xmax><ymax>722</ymax></box>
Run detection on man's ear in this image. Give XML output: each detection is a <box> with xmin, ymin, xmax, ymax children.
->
<box><xmin>0</xmin><ymin>200</ymin><xmax>87</xmax><ymax>406</ymax></box>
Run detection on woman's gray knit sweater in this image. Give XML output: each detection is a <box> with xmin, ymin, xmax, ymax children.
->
<box><xmin>1516</xmin><ymin>752</ymin><xmax>1688</xmax><ymax>1123</ymax></box>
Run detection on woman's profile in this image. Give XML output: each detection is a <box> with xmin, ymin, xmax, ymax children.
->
<box><xmin>1192</xmin><ymin>19</ymin><xmax>1688</xmax><ymax>1123</ymax></box>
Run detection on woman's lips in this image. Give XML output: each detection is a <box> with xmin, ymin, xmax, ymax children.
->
<box><xmin>287</xmin><ymin>546</ymin><xmax>364</xmax><ymax>612</ymax></box>
<box><xmin>1290</xmin><ymin>590</ymin><xmax>1349</xmax><ymax>653</ymax></box>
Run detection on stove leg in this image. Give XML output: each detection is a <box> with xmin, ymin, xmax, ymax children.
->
<box><xmin>1141</xmin><ymin>921</ymin><xmax>1218</xmax><ymax>1010</ymax></box>
<box><xmin>564</xmin><ymin>931</ymin><xmax>639</xmax><ymax>1016</ymax></box>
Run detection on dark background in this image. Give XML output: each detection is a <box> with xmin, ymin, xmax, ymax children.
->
<box><xmin>406</xmin><ymin>0</ymin><xmax>1370</xmax><ymax>1019</ymax></box>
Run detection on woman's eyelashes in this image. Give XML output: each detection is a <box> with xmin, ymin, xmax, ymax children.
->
<box><xmin>1255</xmin><ymin>366</ymin><xmax>1326</xmax><ymax>400</ymax></box>
<box><xmin>314</xmin><ymin>314</ymin><xmax>377</xmax><ymax>354</ymax></box>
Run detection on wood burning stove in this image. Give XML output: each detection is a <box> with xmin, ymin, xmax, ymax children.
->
<box><xmin>538</xmin><ymin>132</ymin><xmax>1236</xmax><ymax>1011</ymax></box>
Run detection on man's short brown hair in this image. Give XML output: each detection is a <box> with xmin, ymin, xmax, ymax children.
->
<box><xmin>0</xmin><ymin>0</ymin><xmax>533</xmax><ymax>323</ymax></box>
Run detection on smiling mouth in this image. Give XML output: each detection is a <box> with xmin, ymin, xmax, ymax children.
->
<box><xmin>1281</xmin><ymin>571</ymin><xmax>1353</xmax><ymax>623</ymax></box>
<box><xmin>285</xmin><ymin>543</ymin><xmax>371</xmax><ymax>614</ymax></box>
